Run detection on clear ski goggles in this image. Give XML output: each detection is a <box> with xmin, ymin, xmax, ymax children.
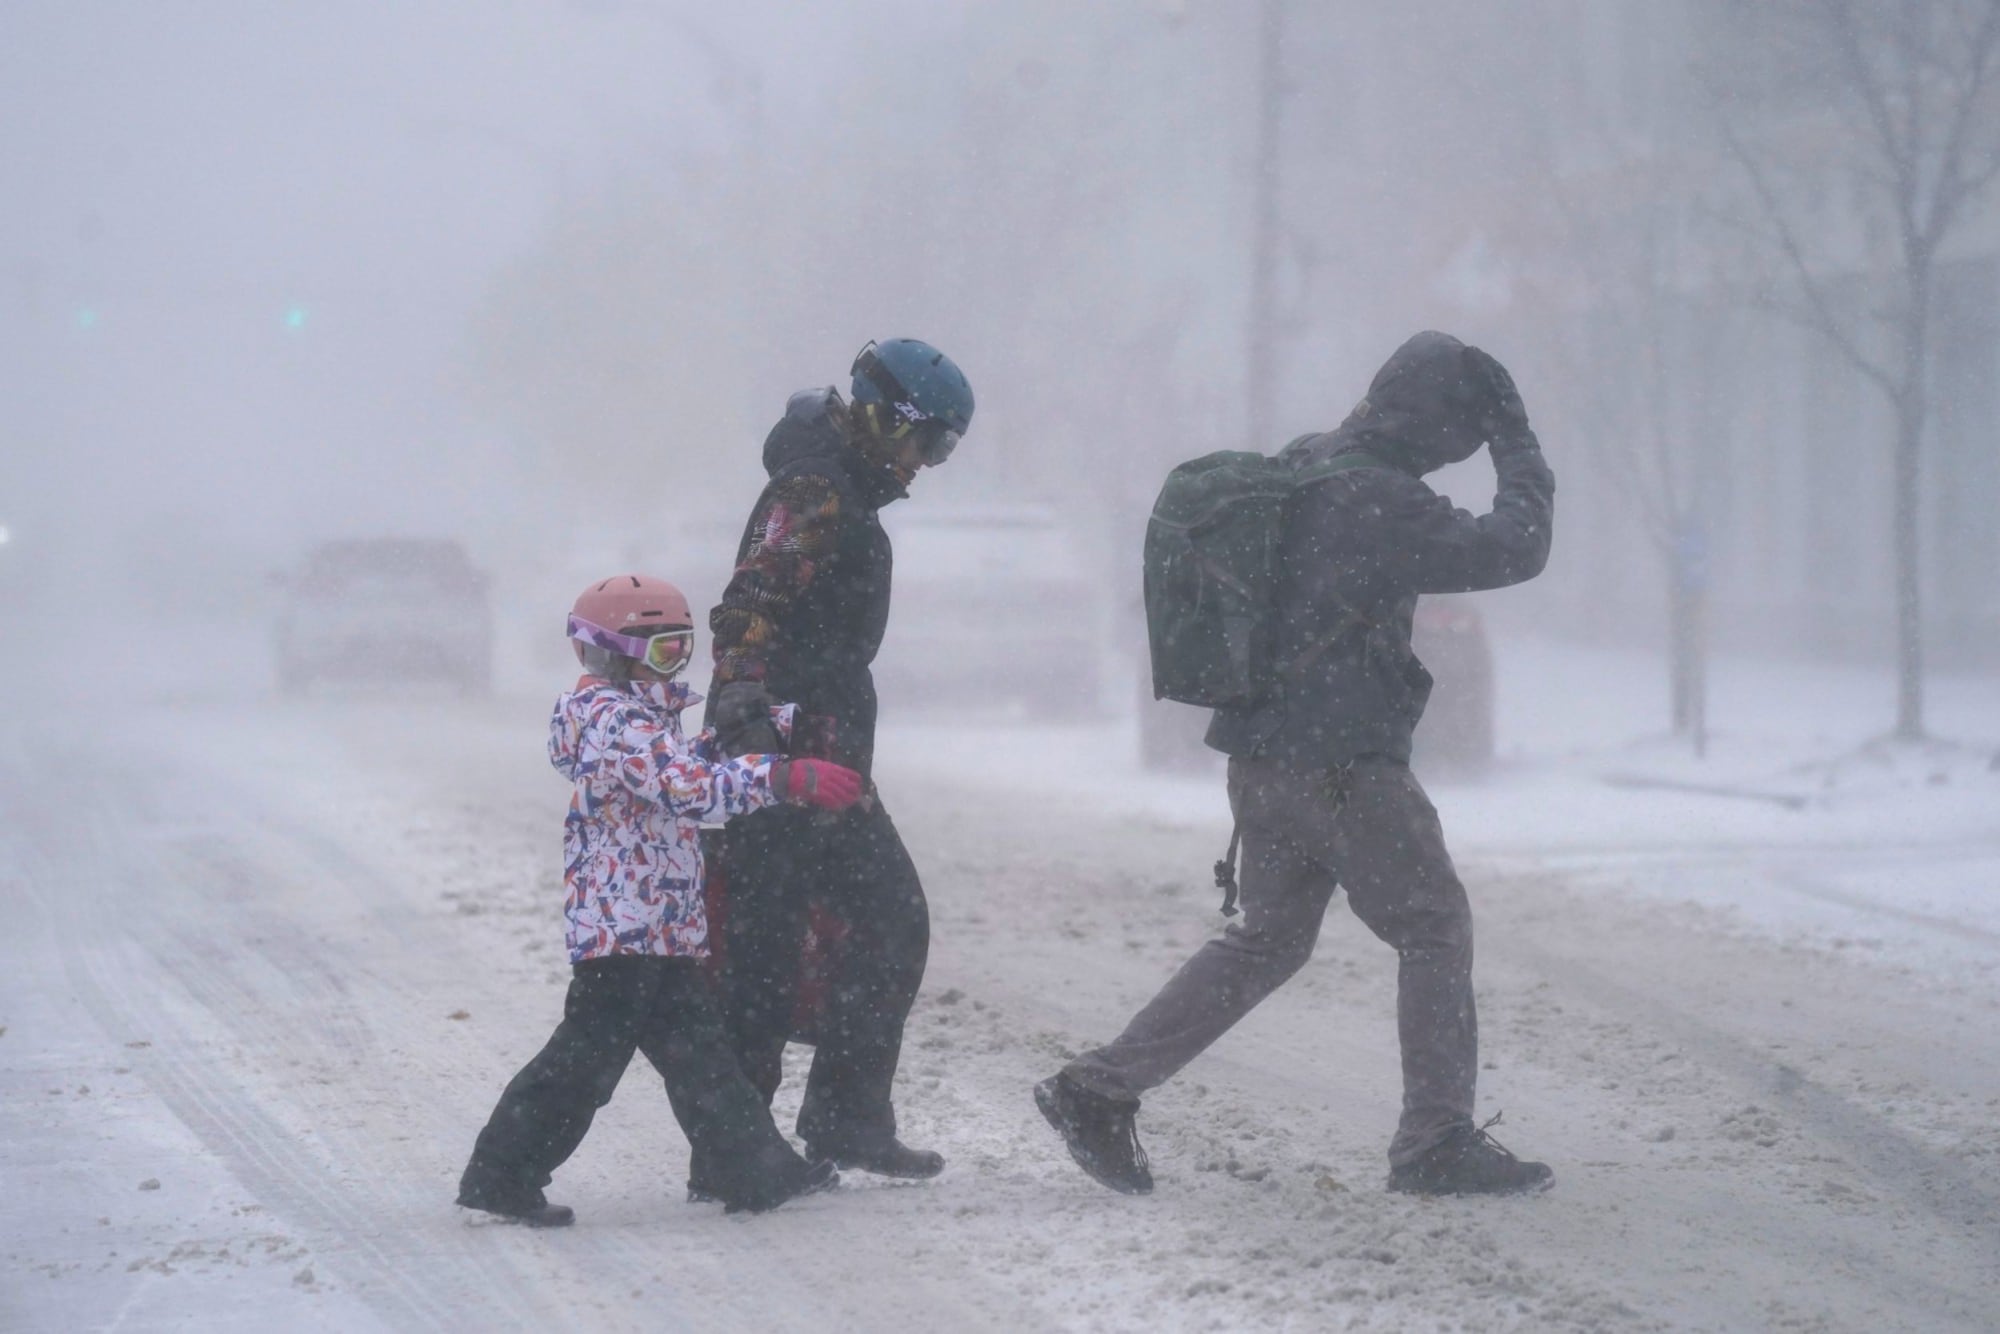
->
<box><xmin>568</xmin><ymin>615</ymin><xmax>695</xmax><ymax>679</ymax></box>
<box><xmin>906</xmin><ymin>417</ymin><xmax>961</xmax><ymax>466</ymax></box>
<box><xmin>876</xmin><ymin>408</ymin><xmax>958</xmax><ymax>465</ymax></box>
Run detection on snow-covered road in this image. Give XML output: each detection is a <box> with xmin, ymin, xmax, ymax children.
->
<box><xmin>4</xmin><ymin>686</ymin><xmax>1998</xmax><ymax>1332</ymax></box>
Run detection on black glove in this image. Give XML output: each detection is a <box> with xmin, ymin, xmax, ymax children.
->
<box><xmin>713</xmin><ymin>680</ymin><xmax>782</xmax><ymax>756</ymax></box>
<box><xmin>1464</xmin><ymin>346</ymin><xmax>1533</xmax><ymax>448</ymax></box>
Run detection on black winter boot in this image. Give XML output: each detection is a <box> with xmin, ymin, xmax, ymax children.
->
<box><xmin>457</xmin><ymin>1170</ymin><xmax>576</xmax><ymax>1228</ymax></box>
<box><xmin>804</xmin><ymin>1137</ymin><xmax>945</xmax><ymax>1180</ymax></box>
<box><xmin>1387</xmin><ymin>1114</ymin><xmax>1553</xmax><ymax>1197</ymax></box>
<box><xmin>1035</xmin><ymin>1073</ymin><xmax>1152</xmax><ymax>1195</ymax></box>
<box><xmin>685</xmin><ymin>1165</ymin><xmax>722</xmax><ymax>1206</ymax></box>
<box><xmin>725</xmin><ymin>1157</ymin><xmax>841</xmax><ymax>1214</ymax></box>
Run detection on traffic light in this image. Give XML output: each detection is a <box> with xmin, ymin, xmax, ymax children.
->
<box><xmin>283</xmin><ymin>304</ymin><xmax>309</xmax><ymax>331</ymax></box>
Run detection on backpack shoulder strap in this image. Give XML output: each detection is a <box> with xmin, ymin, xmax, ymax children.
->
<box><xmin>1289</xmin><ymin>448</ymin><xmax>1389</xmax><ymax>489</ymax></box>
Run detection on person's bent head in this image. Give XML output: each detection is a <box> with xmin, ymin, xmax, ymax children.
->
<box><xmin>1338</xmin><ymin>330</ymin><xmax>1521</xmax><ymax>475</ymax></box>
<box><xmin>848</xmin><ymin>338</ymin><xmax>975</xmax><ymax>486</ymax></box>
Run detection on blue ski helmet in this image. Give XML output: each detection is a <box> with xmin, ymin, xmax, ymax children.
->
<box><xmin>851</xmin><ymin>338</ymin><xmax>975</xmax><ymax>462</ymax></box>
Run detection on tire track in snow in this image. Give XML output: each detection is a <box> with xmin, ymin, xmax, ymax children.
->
<box><xmin>57</xmin><ymin>934</ymin><xmax>483</xmax><ymax>1331</ymax></box>
<box><xmin>1492</xmin><ymin>924</ymin><xmax>2000</xmax><ymax>1327</ymax></box>
<box><xmin>111</xmin><ymin>714</ymin><xmax>1043</xmax><ymax>1334</ymax></box>
<box><xmin>2</xmin><ymin>743</ymin><xmax>569</xmax><ymax>1332</ymax></box>
<box><xmin>143</xmin><ymin>810</ymin><xmax>899</xmax><ymax>1331</ymax></box>
<box><xmin>902</xmin><ymin>779</ymin><xmax>2000</xmax><ymax>1331</ymax></box>
<box><xmin>1765</xmin><ymin>867</ymin><xmax>2000</xmax><ymax>950</ymax></box>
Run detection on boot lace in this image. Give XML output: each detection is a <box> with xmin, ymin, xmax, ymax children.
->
<box><xmin>1089</xmin><ymin>1097</ymin><xmax>1149</xmax><ymax>1176</ymax></box>
<box><xmin>1469</xmin><ymin>1111</ymin><xmax>1525</xmax><ymax>1163</ymax></box>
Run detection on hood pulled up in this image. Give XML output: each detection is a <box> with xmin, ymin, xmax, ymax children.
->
<box><xmin>1331</xmin><ymin>330</ymin><xmax>1495</xmax><ymax>476</ymax></box>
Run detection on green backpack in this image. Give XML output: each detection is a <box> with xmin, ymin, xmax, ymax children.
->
<box><xmin>1142</xmin><ymin>442</ymin><xmax>1381</xmax><ymax>709</ymax></box>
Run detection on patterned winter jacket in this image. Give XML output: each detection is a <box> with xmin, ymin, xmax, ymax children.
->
<box><xmin>709</xmin><ymin>387</ymin><xmax>905</xmax><ymax>778</ymax></box>
<box><xmin>549</xmin><ymin>676</ymin><xmax>790</xmax><ymax>963</ymax></box>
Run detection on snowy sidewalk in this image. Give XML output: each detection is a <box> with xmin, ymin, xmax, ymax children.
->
<box><xmin>877</xmin><ymin>635</ymin><xmax>2000</xmax><ymax>986</ymax></box>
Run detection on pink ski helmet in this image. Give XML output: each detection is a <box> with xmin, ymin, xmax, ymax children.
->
<box><xmin>568</xmin><ymin>574</ymin><xmax>695</xmax><ymax>676</ymax></box>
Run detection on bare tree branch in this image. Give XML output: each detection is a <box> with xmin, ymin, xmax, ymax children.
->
<box><xmin>1702</xmin><ymin>0</ymin><xmax>2000</xmax><ymax>741</ymax></box>
<box><xmin>1713</xmin><ymin>113</ymin><xmax>1898</xmax><ymax>397</ymax></box>
<box><xmin>1920</xmin><ymin>0</ymin><xmax>2000</xmax><ymax>244</ymax></box>
<box><xmin>1539</xmin><ymin>175</ymin><xmax>1676</xmax><ymax>550</ymax></box>
<box><xmin>1829</xmin><ymin>0</ymin><xmax>1925</xmax><ymax>256</ymax></box>
<box><xmin>1956</xmin><ymin>140</ymin><xmax>2000</xmax><ymax>203</ymax></box>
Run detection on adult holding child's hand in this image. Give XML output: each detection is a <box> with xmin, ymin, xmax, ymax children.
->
<box><xmin>704</xmin><ymin>337</ymin><xmax>975</xmax><ymax>1185</ymax></box>
<box><xmin>770</xmin><ymin>759</ymin><xmax>864</xmax><ymax>810</ymax></box>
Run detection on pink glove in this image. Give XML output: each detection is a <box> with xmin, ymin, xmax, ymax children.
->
<box><xmin>770</xmin><ymin>759</ymin><xmax>865</xmax><ymax>810</ymax></box>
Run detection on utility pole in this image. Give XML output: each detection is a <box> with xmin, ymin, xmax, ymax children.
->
<box><xmin>1244</xmin><ymin>0</ymin><xmax>1285</xmax><ymax>449</ymax></box>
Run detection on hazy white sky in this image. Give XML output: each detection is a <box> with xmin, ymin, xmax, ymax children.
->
<box><xmin>2</xmin><ymin>1</ymin><xmax>876</xmax><ymax>570</ymax></box>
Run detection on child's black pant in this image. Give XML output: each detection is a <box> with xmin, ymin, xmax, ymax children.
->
<box><xmin>461</xmin><ymin>954</ymin><xmax>805</xmax><ymax>1212</ymax></box>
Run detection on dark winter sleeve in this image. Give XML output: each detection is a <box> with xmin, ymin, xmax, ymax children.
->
<box><xmin>687</xmin><ymin>703</ymin><xmax>795</xmax><ymax>762</ymax></box>
<box><xmin>1382</xmin><ymin>442</ymin><xmax>1556</xmax><ymax>594</ymax></box>
<box><xmin>709</xmin><ymin>473</ymin><xmax>845</xmax><ymax>686</ymax></box>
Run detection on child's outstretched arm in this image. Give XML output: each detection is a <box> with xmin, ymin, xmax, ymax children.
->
<box><xmin>585</xmin><ymin>701</ymin><xmax>860</xmax><ymax>822</ymax></box>
<box><xmin>586</xmin><ymin>700</ymin><xmax>782</xmax><ymax>824</ymax></box>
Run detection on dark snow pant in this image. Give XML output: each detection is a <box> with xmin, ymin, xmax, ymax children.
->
<box><xmin>1063</xmin><ymin>755</ymin><xmax>1477</xmax><ymax>1166</ymax></box>
<box><xmin>716</xmin><ymin>800</ymin><xmax>929</xmax><ymax>1151</ymax></box>
<box><xmin>461</xmin><ymin>955</ymin><xmax>807</xmax><ymax>1211</ymax></box>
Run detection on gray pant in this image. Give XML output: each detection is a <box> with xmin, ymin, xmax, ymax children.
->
<box><xmin>1063</xmin><ymin>755</ymin><xmax>1476</xmax><ymax>1165</ymax></box>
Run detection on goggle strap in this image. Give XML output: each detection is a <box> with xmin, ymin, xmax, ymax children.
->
<box><xmin>856</xmin><ymin>343</ymin><xmax>925</xmax><ymax>431</ymax></box>
<box><xmin>569</xmin><ymin>615</ymin><xmax>648</xmax><ymax>660</ymax></box>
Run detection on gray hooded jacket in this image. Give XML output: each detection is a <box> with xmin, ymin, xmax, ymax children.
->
<box><xmin>1205</xmin><ymin>331</ymin><xmax>1556</xmax><ymax>769</ymax></box>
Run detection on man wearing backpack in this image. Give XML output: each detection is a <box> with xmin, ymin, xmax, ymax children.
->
<box><xmin>702</xmin><ymin>338</ymin><xmax>973</xmax><ymax>1188</ymax></box>
<box><xmin>1036</xmin><ymin>330</ymin><xmax>1557</xmax><ymax>1198</ymax></box>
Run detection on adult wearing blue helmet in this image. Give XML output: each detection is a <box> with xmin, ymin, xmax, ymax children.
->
<box><xmin>851</xmin><ymin>336</ymin><xmax>975</xmax><ymax>450</ymax></box>
<box><xmin>700</xmin><ymin>338</ymin><xmax>973</xmax><ymax>1187</ymax></box>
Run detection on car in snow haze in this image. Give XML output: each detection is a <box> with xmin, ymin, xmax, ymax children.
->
<box><xmin>273</xmin><ymin>539</ymin><xmax>494</xmax><ymax>694</ymax></box>
<box><xmin>1406</xmin><ymin>595</ymin><xmax>1494</xmax><ymax>772</ymax></box>
<box><xmin>0</xmin><ymin>521</ymin><xmax>19</xmax><ymax>608</ymax></box>
<box><xmin>874</xmin><ymin>503</ymin><xmax>1108</xmax><ymax>717</ymax></box>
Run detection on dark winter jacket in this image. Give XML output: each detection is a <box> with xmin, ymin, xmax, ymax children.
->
<box><xmin>1205</xmin><ymin>332</ymin><xmax>1556</xmax><ymax>769</ymax></box>
<box><xmin>709</xmin><ymin>388</ymin><xmax>906</xmax><ymax>778</ymax></box>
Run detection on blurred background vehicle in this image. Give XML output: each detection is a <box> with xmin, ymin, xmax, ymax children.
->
<box><xmin>0</xmin><ymin>521</ymin><xmax>18</xmax><ymax>609</ymax></box>
<box><xmin>0</xmin><ymin>523</ymin><xmax>22</xmax><ymax>679</ymax></box>
<box><xmin>875</xmin><ymin>503</ymin><xmax>1109</xmax><ymax>719</ymax></box>
<box><xmin>1407</xmin><ymin>595</ymin><xmax>1494</xmax><ymax>773</ymax></box>
<box><xmin>1137</xmin><ymin>594</ymin><xmax>1495</xmax><ymax>777</ymax></box>
<box><xmin>273</xmin><ymin>538</ymin><xmax>494</xmax><ymax>695</ymax></box>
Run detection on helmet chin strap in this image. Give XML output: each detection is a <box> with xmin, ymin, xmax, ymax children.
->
<box><xmin>851</xmin><ymin>404</ymin><xmax>918</xmax><ymax>484</ymax></box>
<box><xmin>851</xmin><ymin>400</ymin><xmax>893</xmax><ymax>447</ymax></box>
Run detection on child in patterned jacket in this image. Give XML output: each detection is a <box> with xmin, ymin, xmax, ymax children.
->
<box><xmin>457</xmin><ymin>574</ymin><xmax>865</xmax><ymax>1225</ymax></box>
